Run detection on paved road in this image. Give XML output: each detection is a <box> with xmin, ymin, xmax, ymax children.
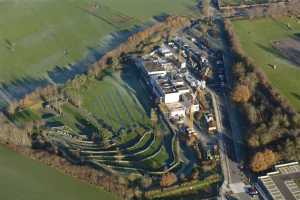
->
<box><xmin>180</xmin><ymin>11</ymin><xmax>256</xmax><ymax>198</ymax></box>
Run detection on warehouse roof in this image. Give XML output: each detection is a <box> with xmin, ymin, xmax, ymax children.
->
<box><xmin>258</xmin><ymin>162</ymin><xmax>300</xmax><ymax>200</ymax></box>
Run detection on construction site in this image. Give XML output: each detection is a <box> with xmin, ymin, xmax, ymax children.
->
<box><xmin>136</xmin><ymin>36</ymin><xmax>217</xmax><ymax>137</ymax></box>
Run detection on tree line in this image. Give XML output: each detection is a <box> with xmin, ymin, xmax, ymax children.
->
<box><xmin>222</xmin><ymin>0</ymin><xmax>300</xmax><ymax>19</ymax></box>
<box><xmin>0</xmin><ymin>15</ymin><xmax>192</xmax><ymax>199</ymax></box>
<box><xmin>224</xmin><ymin>19</ymin><xmax>300</xmax><ymax>172</ymax></box>
<box><xmin>4</xmin><ymin>16</ymin><xmax>190</xmax><ymax>116</ymax></box>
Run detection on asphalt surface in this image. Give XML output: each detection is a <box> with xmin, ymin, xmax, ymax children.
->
<box><xmin>180</xmin><ymin>14</ymin><xmax>258</xmax><ymax>198</ymax></box>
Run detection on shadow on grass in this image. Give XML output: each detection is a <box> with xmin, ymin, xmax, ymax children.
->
<box><xmin>120</xmin><ymin>66</ymin><xmax>153</xmax><ymax>115</ymax></box>
<box><xmin>153</xmin><ymin>13</ymin><xmax>170</xmax><ymax>22</ymax></box>
<box><xmin>0</xmin><ymin>76</ymin><xmax>50</xmax><ymax>105</ymax></box>
<box><xmin>75</xmin><ymin>116</ymin><xmax>98</xmax><ymax>139</ymax></box>
<box><xmin>0</xmin><ymin>25</ymin><xmax>145</xmax><ymax>106</ymax></box>
<box><xmin>47</xmin><ymin>30</ymin><xmax>136</xmax><ymax>85</ymax></box>
<box><xmin>255</xmin><ymin>42</ymin><xmax>286</xmax><ymax>61</ymax></box>
<box><xmin>0</xmin><ymin>13</ymin><xmax>172</xmax><ymax>110</ymax></box>
<box><xmin>271</xmin><ymin>18</ymin><xmax>290</xmax><ymax>32</ymax></box>
<box><xmin>291</xmin><ymin>92</ymin><xmax>300</xmax><ymax>103</ymax></box>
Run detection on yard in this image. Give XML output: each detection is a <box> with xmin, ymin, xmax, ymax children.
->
<box><xmin>0</xmin><ymin>145</ymin><xmax>119</xmax><ymax>200</ymax></box>
<box><xmin>232</xmin><ymin>17</ymin><xmax>300</xmax><ymax>111</ymax></box>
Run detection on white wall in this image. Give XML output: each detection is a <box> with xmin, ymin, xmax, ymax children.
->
<box><xmin>164</xmin><ymin>92</ymin><xmax>180</xmax><ymax>103</ymax></box>
<box><xmin>178</xmin><ymin>88</ymin><xmax>190</xmax><ymax>95</ymax></box>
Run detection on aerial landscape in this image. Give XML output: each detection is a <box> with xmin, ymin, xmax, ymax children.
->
<box><xmin>0</xmin><ymin>0</ymin><xmax>300</xmax><ymax>200</ymax></box>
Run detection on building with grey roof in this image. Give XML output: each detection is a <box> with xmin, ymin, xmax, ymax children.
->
<box><xmin>257</xmin><ymin>162</ymin><xmax>300</xmax><ymax>200</ymax></box>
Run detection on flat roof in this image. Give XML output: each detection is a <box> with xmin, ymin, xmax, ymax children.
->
<box><xmin>166</xmin><ymin>102</ymin><xmax>185</xmax><ymax>111</ymax></box>
<box><xmin>143</xmin><ymin>60</ymin><xmax>165</xmax><ymax>72</ymax></box>
<box><xmin>259</xmin><ymin>162</ymin><xmax>300</xmax><ymax>200</ymax></box>
<box><xmin>162</xmin><ymin>85</ymin><xmax>178</xmax><ymax>94</ymax></box>
<box><xmin>176</xmin><ymin>85</ymin><xmax>189</xmax><ymax>90</ymax></box>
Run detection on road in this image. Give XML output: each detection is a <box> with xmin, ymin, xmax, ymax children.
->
<box><xmin>180</xmin><ymin>12</ymin><xmax>257</xmax><ymax>198</ymax></box>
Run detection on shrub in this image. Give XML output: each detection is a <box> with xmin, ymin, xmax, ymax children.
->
<box><xmin>250</xmin><ymin>149</ymin><xmax>280</xmax><ymax>172</ymax></box>
<box><xmin>232</xmin><ymin>84</ymin><xmax>251</xmax><ymax>103</ymax></box>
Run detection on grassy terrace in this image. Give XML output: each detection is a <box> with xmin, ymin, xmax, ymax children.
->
<box><xmin>78</xmin><ymin>131</ymin><xmax>169</xmax><ymax>172</ymax></box>
<box><xmin>43</xmin><ymin>67</ymin><xmax>175</xmax><ymax>174</ymax></box>
<box><xmin>0</xmin><ymin>145</ymin><xmax>119</xmax><ymax>200</ymax></box>
<box><xmin>64</xmin><ymin>67</ymin><xmax>151</xmax><ymax>131</ymax></box>
<box><xmin>0</xmin><ymin>0</ymin><xmax>196</xmax><ymax>83</ymax></box>
<box><xmin>232</xmin><ymin>17</ymin><xmax>300</xmax><ymax>111</ymax></box>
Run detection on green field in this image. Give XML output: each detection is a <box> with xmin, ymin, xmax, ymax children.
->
<box><xmin>232</xmin><ymin>17</ymin><xmax>300</xmax><ymax>111</ymax></box>
<box><xmin>65</xmin><ymin>67</ymin><xmax>151</xmax><ymax>131</ymax></box>
<box><xmin>0</xmin><ymin>0</ymin><xmax>196</xmax><ymax>83</ymax></box>
<box><xmin>0</xmin><ymin>145</ymin><xmax>119</xmax><ymax>200</ymax></box>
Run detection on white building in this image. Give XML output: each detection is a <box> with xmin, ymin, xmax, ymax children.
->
<box><xmin>166</xmin><ymin>102</ymin><xmax>186</xmax><ymax>118</ymax></box>
<box><xmin>176</xmin><ymin>85</ymin><xmax>190</xmax><ymax>95</ymax></box>
<box><xmin>159</xmin><ymin>45</ymin><xmax>173</xmax><ymax>57</ymax></box>
<box><xmin>199</xmin><ymin>80</ymin><xmax>206</xmax><ymax>90</ymax></box>
<box><xmin>191</xmin><ymin>104</ymin><xmax>200</xmax><ymax>112</ymax></box>
<box><xmin>139</xmin><ymin>59</ymin><xmax>167</xmax><ymax>77</ymax></box>
<box><xmin>185</xmin><ymin>73</ymin><xmax>198</xmax><ymax>88</ymax></box>
<box><xmin>181</xmin><ymin>62</ymin><xmax>187</xmax><ymax>69</ymax></box>
<box><xmin>204</xmin><ymin>112</ymin><xmax>214</xmax><ymax>123</ymax></box>
<box><xmin>164</xmin><ymin>92</ymin><xmax>180</xmax><ymax>103</ymax></box>
<box><xmin>151</xmin><ymin>77</ymin><xmax>180</xmax><ymax>104</ymax></box>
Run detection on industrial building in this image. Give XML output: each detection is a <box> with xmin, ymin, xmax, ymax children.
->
<box><xmin>137</xmin><ymin>44</ymin><xmax>190</xmax><ymax>105</ymax></box>
<box><xmin>135</xmin><ymin>40</ymin><xmax>209</xmax><ymax>124</ymax></box>
<box><xmin>257</xmin><ymin>162</ymin><xmax>300</xmax><ymax>200</ymax></box>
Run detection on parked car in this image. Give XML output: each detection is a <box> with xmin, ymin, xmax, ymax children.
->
<box><xmin>247</xmin><ymin>186</ymin><xmax>258</xmax><ymax>196</ymax></box>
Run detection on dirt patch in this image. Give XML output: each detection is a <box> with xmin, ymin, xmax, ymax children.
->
<box><xmin>273</xmin><ymin>36</ymin><xmax>300</xmax><ymax>67</ymax></box>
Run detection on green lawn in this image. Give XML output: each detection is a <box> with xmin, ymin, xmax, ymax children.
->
<box><xmin>142</xmin><ymin>145</ymin><xmax>169</xmax><ymax>170</ymax></box>
<box><xmin>232</xmin><ymin>17</ymin><xmax>300</xmax><ymax>111</ymax></box>
<box><xmin>0</xmin><ymin>145</ymin><xmax>119</xmax><ymax>200</ymax></box>
<box><xmin>0</xmin><ymin>0</ymin><xmax>196</xmax><ymax>83</ymax></box>
<box><xmin>66</xmin><ymin>68</ymin><xmax>151</xmax><ymax>131</ymax></box>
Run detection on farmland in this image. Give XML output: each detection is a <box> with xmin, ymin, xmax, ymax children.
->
<box><xmin>232</xmin><ymin>17</ymin><xmax>300</xmax><ymax>111</ymax></box>
<box><xmin>0</xmin><ymin>0</ymin><xmax>196</xmax><ymax>83</ymax></box>
<box><xmin>0</xmin><ymin>145</ymin><xmax>119</xmax><ymax>200</ymax></box>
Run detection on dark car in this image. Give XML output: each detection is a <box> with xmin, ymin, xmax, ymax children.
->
<box><xmin>247</xmin><ymin>187</ymin><xmax>258</xmax><ymax>196</ymax></box>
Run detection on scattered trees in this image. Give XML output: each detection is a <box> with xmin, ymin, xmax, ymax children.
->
<box><xmin>232</xmin><ymin>84</ymin><xmax>251</xmax><ymax>103</ymax></box>
<box><xmin>88</xmin><ymin>16</ymin><xmax>190</xmax><ymax>77</ymax></box>
<box><xmin>250</xmin><ymin>149</ymin><xmax>279</xmax><ymax>172</ymax></box>
<box><xmin>283</xmin><ymin>137</ymin><xmax>300</xmax><ymax>162</ymax></box>
<box><xmin>6</xmin><ymin>100</ymin><xmax>18</xmax><ymax>115</ymax></box>
<box><xmin>202</xmin><ymin>0</ymin><xmax>211</xmax><ymax>18</ymax></box>
<box><xmin>224</xmin><ymin>19</ymin><xmax>300</xmax><ymax>172</ymax></box>
<box><xmin>0</xmin><ymin>114</ymin><xmax>31</xmax><ymax>146</ymax></box>
<box><xmin>160</xmin><ymin>172</ymin><xmax>178</xmax><ymax>188</ymax></box>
